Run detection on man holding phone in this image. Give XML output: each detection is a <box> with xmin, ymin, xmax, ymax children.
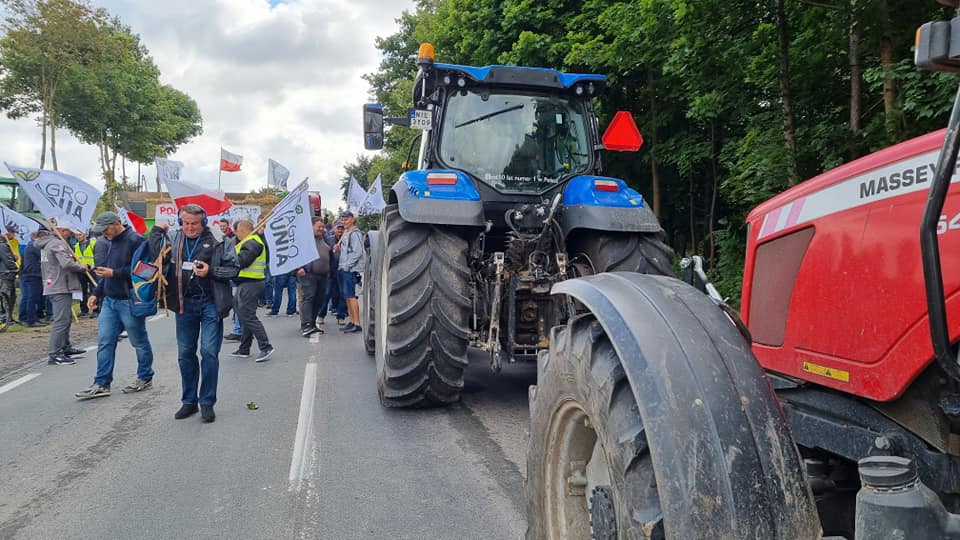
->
<box><xmin>75</xmin><ymin>212</ymin><xmax>156</xmax><ymax>400</ymax></box>
<box><xmin>150</xmin><ymin>204</ymin><xmax>239</xmax><ymax>423</ymax></box>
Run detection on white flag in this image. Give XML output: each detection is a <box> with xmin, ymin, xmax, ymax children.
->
<box><xmin>267</xmin><ymin>159</ymin><xmax>290</xmax><ymax>190</ymax></box>
<box><xmin>359</xmin><ymin>174</ymin><xmax>386</xmax><ymax>216</ymax></box>
<box><xmin>155</xmin><ymin>158</ymin><xmax>184</xmax><ymax>184</ymax></box>
<box><xmin>4</xmin><ymin>163</ymin><xmax>101</xmax><ymax>232</ymax></box>
<box><xmin>263</xmin><ymin>180</ymin><xmax>319</xmax><ymax>274</ymax></box>
<box><xmin>0</xmin><ymin>203</ymin><xmax>39</xmax><ymax>243</ymax></box>
<box><xmin>346</xmin><ymin>176</ymin><xmax>366</xmax><ymax>212</ymax></box>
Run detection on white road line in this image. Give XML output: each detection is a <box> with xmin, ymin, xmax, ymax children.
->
<box><xmin>0</xmin><ymin>373</ymin><xmax>41</xmax><ymax>396</ymax></box>
<box><xmin>288</xmin><ymin>360</ymin><xmax>319</xmax><ymax>491</ymax></box>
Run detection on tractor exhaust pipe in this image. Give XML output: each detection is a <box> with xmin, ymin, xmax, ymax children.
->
<box><xmin>921</xmin><ymin>83</ymin><xmax>960</xmax><ymax>381</ymax></box>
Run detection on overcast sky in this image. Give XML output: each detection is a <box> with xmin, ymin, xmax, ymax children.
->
<box><xmin>0</xmin><ymin>0</ymin><xmax>413</xmax><ymax>212</ymax></box>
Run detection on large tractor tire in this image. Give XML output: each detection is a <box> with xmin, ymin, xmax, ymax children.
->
<box><xmin>375</xmin><ymin>205</ymin><xmax>471</xmax><ymax>408</ymax></box>
<box><xmin>526</xmin><ymin>273</ymin><xmax>820</xmax><ymax>540</ymax></box>
<box><xmin>362</xmin><ymin>230</ymin><xmax>381</xmax><ymax>356</ymax></box>
<box><xmin>569</xmin><ymin>231</ymin><xmax>675</xmax><ymax>276</ymax></box>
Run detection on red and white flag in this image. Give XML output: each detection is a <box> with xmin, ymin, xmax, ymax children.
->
<box><xmin>220</xmin><ymin>148</ymin><xmax>242</xmax><ymax>172</ymax></box>
<box><xmin>163</xmin><ymin>178</ymin><xmax>233</xmax><ymax>216</ymax></box>
<box><xmin>117</xmin><ymin>207</ymin><xmax>147</xmax><ymax>234</ymax></box>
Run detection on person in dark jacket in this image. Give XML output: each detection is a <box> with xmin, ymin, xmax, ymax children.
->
<box><xmin>75</xmin><ymin>212</ymin><xmax>156</xmax><ymax>400</ymax></box>
<box><xmin>150</xmin><ymin>204</ymin><xmax>239</xmax><ymax>423</ymax></box>
<box><xmin>0</xmin><ymin>227</ymin><xmax>18</xmax><ymax>328</ymax></box>
<box><xmin>229</xmin><ymin>220</ymin><xmax>273</xmax><ymax>362</ymax></box>
<box><xmin>18</xmin><ymin>235</ymin><xmax>43</xmax><ymax>327</ymax></box>
<box><xmin>298</xmin><ymin>217</ymin><xmax>332</xmax><ymax>337</ymax></box>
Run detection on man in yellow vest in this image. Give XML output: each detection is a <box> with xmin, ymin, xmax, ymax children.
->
<box><xmin>229</xmin><ymin>220</ymin><xmax>274</xmax><ymax>362</ymax></box>
<box><xmin>73</xmin><ymin>230</ymin><xmax>96</xmax><ymax>317</ymax></box>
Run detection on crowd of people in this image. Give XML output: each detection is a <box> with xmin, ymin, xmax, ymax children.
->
<box><xmin>0</xmin><ymin>205</ymin><xmax>366</xmax><ymax>424</ymax></box>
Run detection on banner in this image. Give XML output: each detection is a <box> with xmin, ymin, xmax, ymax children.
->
<box><xmin>359</xmin><ymin>174</ymin><xmax>387</xmax><ymax>216</ymax></box>
<box><xmin>267</xmin><ymin>159</ymin><xmax>290</xmax><ymax>190</ymax></box>
<box><xmin>154</xmin><ymin>203</ymin><xmax>180</xmax><ymax>230</ymax></box>
<box><xmin>155</xmin><ymin>158</ymin><xmax>184</xmax><ymax>184</ymax></box>
<box><xmin>346</xmin><ymin>176</ymin><xmax>366</xmax><ymax>212</ymax></box>
<box><xmin>0</xmin><ymin>203</ymin><xmax>39</xmax><ymax>243</ymax></box>
<box><xmin>263</xmin><ymin>181</ymin><xmax>318</xmax><ymax>274</ymax></box>
<box><xmin>4</xmin><ymin>163</ymin><xmax>101</xmax><ymax>232</ymax></box>
<box><xmin>209</xmin><ymin>205</ymin><xmax>261</xmax><ymax>229</ymax></box>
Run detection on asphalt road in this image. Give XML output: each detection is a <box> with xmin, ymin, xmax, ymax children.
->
<box><xmin>0</xmin><ymin>308</ymin><xmax>534</xmax><ymax>539</ymax></box>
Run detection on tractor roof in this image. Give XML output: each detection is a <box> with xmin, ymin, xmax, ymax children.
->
<box><xmin>433</xmin><ymin>62</ymin><xmax>606</xmax><ymax>92</ymax></box>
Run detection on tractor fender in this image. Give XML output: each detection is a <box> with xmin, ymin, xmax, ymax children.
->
<box><xmin>560</xmin><ymin>175</ymin><xmax>663</xmax><ymax>236</ymax></box>
<box><xmin>391</xmin><ymin>171</ymin><xmax>484</xmax><ymax>227</ymax></box>
<box><xmin>551</xmin><ymin>272</ymin><xmax>820</xmax><ymax>538</ymax></box>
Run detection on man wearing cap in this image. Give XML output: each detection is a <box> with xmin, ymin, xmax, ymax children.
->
<box><xmin>73</xmin><ymin>230</ymin><xmax>96</xmax><ymax>317</ymax></box>
<box><xmin>297</xmin><ymin>217</ymin><xmax>332</xmax><ymax>337</ymax></box>
<box><xmin>75</xmin><ymin>212</ymin><xmax>156</xmax><ymax>399</ymax></box>
<box><xmin>334</xmin><ymin>210</ymin><xmax>364</xmax><ymax>334</ymax></box>
<box><xmin>0</xmin><ymin>225</ymin><xmax>18</xmax><ymax>328</ymax></box>
<box><xmin>34</xmin><ymin>225</ymin><xmax>88</xmax><ymax>365</ymax></box>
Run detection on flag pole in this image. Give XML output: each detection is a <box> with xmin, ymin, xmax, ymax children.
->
<box><xmin>218</xmin><ymin>168</ymin><xmax>222</xmax><ymax>192</ymax></box>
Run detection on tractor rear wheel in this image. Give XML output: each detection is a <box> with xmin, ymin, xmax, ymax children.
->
<box><xmin>569</xmin><ymin>231</ymin><xmax>674</xmax><ymax>276</ymax></box>
<box><xmin>375</xmin><ymin>205</ymin><xmax>471</xmax><ymax>407</ymax></box>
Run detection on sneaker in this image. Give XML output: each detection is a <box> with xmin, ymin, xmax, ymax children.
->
<box><xmin>119</xmin><ymin>330</ymin><xmax>128</xmax><ymax>339</ymax></box>
<box><xmin>224</xmin><ymin>333</ymin><xmax>242</xmax><ymax>342</ymax></box>
<box><xmin>337</xmin><ymin>319</ymin><xmax>346</xmax><ymax>327</ymax></box>
<box><xmin>230</xmin><ymin>349</ymin><xmax>250</xmax><ymax>358</ymax></box>
<box><xmin>317</xmin><ymin>318</ymin><xmax>325</xmax><ymax>326</ymax></box>
<box><xmin>342</xmin><ymin>322</ymin><xmax>357</xmax><ymax>332</ymax></box>
<box><xmin>344</xmin><ymin>325</ymin><xmax>362</xmax><ymax>334</ymax></box>
<box><xmin>49</xmin><ymin>355</ymin><xmax>77</xmax><ymax>366</ymax></box>
<box><xmin>174</xmin><ymin>403</ymin><xmax>198</xmax><ymax>419</ymax></box>
<box><xmin>301</xmin><ymin>326</ymin><xmax>318</xmax><ymax>337</ymax></box>
<box><xmin>75</xmin><ymin>384</ymin><xmax>110</xmax><ymax>399</ymax></box>
<box><xmin>64</xmin><ymin>347</ymin><xmax>86</xmax><ymax>357</ymax></box>
<box><xmin>26</xmin><ymin>322</ymin><xmax>45</xmax><ymax>328</ymax></box>
<box><xmin>286</xmin><ymin>312</ymin><xmax>297</xmax><ymax>317</ymax></box>
<box><xmin>255</xmin><ymin>347</ymin><xmax>274</xmax><ymax>363</ymax></box>
<box><xmin>266</xmin><ymin>313</ymin><xmax>279</xmax><ymax>318</ymax></box>
<box><xmin>121</xmin><ymin>379</ymin><xmax>153</xmax><ymax>394</ymax></box>
<box><xmin>200</xmin><ymin>404</ymin><xmax>216</xmax><ymax>423</ymax></box>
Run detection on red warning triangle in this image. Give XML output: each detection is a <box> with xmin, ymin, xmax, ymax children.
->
<box><xmin>602</xmin><ymin>111</ymin><xmax>644</xmax><ymax>152</ymax></box>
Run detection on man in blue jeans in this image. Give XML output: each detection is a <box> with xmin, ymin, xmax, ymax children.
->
<box><xmin>75</xmin><ymin>212</ymin><xmax>155</xmax><ymax>399</ymax></box>
<box><xmin>268</xmin><ymin>270</ymin><xmax>297</xmax><ymax>317</ymax></box>
<box><xmin>150</xmin><ymin>205</ymin><xmax>239</xmax><ymax>423</ymax></box>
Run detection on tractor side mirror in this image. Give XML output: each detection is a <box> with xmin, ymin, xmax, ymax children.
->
<box><xmin>602</xmin><ymin>111</ymin><xmax>644</xmax><ymax>152</ymax></box>
<box><xmin>363</xmin><ymin>104</ymin><xmax>385</xmax><ymax>150</ymax></box>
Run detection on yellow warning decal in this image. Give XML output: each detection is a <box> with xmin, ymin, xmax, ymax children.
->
<box><xmin>802</xmin><ymin>361</ymin><xmax>849</xmax><ymax>383</ymax></box>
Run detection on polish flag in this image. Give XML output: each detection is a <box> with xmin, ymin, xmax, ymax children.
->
<box><xmin>163</xmin><ymin>178</ymin><xmax>233</xmax><ymax>216</ymax></box>
<box><xmin>220</xmin><ymin>148</ymin><xmax>242</xmax><ymax>172</ymax></box>
<box><xmin>117</xmin><ymin>207</ymin><xmax>147</xmax><ymax>234</ymax></box>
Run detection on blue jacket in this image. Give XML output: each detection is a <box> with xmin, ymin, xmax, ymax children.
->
<box><xmin>21</xmin><ymin>242</ymin><xmax>41</xmax><ymax>279</ymax></box>
<box><xmin>93</xmin><ymin>227</ymin><xmax>146</xmax><ymax>300</ymax></box>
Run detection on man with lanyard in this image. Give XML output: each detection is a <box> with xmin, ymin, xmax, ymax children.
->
<box><xmin>75</xmin><ymin>212</ymin><xmax>155</xmax><ymax>399</ymax></box>
<box><xmin>229</xmin><ymin>220</ymin><xmax>274</xmax><ymax>362</ymax></box>
<box><xmin>73</xmin><ymin>230</ymin><xmax>96</xmax><ymax>317</ymax></box>
<box><xmin>150</xmin><ymin>204</ymin><xmax>239</xmax><ymax>423</ymax></box>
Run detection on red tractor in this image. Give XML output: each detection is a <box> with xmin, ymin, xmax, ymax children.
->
<box><xmin>524</xmin><ymin>5</ymin><xmax>960</xmax><ymax>539</ymax></box>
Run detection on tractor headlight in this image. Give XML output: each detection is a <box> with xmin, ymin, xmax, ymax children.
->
<box><xmin>575</xmin><ymin>85</ymin><xmax>584</xmax><ymax>96</ymax></box>
<box><xmin>457</xmin><ymin>77</ymin><xmax>466</xmax><ymax>88</ymax></box>
<box><xmin>442</xmin><ymin>74</ymin><xmax>452</xmax><ymax>85</ymax></box>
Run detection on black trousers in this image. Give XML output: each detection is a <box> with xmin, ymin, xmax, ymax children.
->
<box><xmin>235</xmin><ymin>280</ymin><xmax>271</xmax><ymax>353</ymax></box>
<box><xmin>298</xmin><ymin>273</ymin><xmax>328</xmax><ymax>331</ymax></box>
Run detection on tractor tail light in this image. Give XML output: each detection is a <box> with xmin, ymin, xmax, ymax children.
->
<box><xmin>427</xmin><ymin>173</ymin><xmax>458</xmax><ymax>185</ymax></box>
<box><xmin>594</xmin><ymin>180</ymin><xmax>620</xmax><ymax>192</ymax></box>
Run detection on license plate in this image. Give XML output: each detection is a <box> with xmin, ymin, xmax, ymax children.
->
<box><xmin>410</xmin><ymin>109</ymin><xmax>432</xmax><ymax>130</ymax></box>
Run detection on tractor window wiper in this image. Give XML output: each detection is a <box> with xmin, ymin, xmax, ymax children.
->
<box><xmin>455</xmin><ymin>104</ymin><xmax>524</xmax><ymax>129</ymax></box>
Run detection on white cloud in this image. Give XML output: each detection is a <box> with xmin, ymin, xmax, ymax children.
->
<box><xmin>0</xmin><ymin>0</ymin><xmax>413</xmax><ymax>212</ymax></box>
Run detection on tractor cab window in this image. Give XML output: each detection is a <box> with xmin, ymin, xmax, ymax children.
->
<box><xmin>439</xmin><ymin>90</ymin><xmax>591</xmax><ymax>193</ymax></box>
<box><xmin>0</xmin><ymin>184</ymin><xmax>14</xmax><ymax>209</ymax></box>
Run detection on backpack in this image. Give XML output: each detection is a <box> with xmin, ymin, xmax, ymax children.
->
<box><xmin>129</xmin><ymin>238</ymin><xmax>163</xmax><ymax>318</ymax></box>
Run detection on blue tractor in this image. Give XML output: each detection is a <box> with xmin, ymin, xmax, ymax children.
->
<box><xmin>361</xmin><ymin>44</ymin><xmax>674</xmax><ymax>408</ymax></box>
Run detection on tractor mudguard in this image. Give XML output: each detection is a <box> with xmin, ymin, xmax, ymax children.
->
<box><xmin>559</xmin><ymin>175</ymin><xmax>663</xmax><ymax>236</ymax></box>
<box><xmin>392</xmin><ymin>170</ymin><xmax>484</xmax><ymax>227</ymax></box>
<box><xmin>551</xmin><ymin>272</ymin><xmax>819</xmax><ymax>538</ymax></box>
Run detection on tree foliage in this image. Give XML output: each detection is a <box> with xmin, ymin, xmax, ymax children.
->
<box><xmin>351</xmin><ymin>0</ymin><xmax>954</xmax><ymax>304</ymax></box>
<box><xmin>0</xmin><ymin>0</ymin><xmax>201</xmax><ymax>192</ymax></box>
